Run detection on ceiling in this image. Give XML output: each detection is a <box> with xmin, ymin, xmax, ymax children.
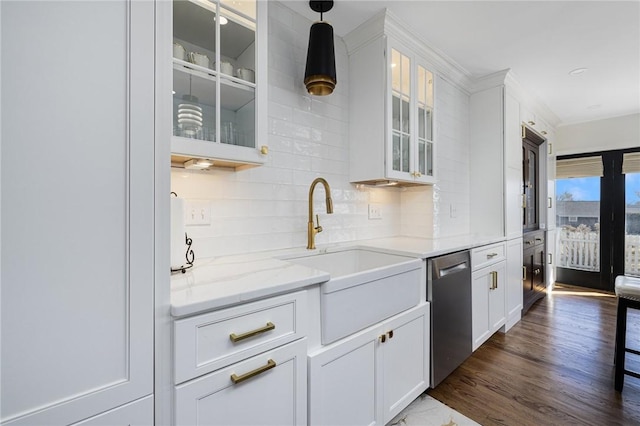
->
<box><xmin>282</xmin><ymin>1</ymin><xmax>640</xmax><ymax>126</ymax></box>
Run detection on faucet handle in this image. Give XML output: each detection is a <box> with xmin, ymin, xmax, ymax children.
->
<box><xmin>315</xmin><ymin>214</ymin><xmax>323</xmax><ymax>233</ymax></box>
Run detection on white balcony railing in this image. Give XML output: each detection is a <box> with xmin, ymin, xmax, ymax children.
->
<box><xmin>557</xmin><ymin>229</ymin><xmax>640</xmax><ymax>276</ymax></box>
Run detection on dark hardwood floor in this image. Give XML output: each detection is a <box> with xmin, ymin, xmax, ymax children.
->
<box><xmin>428</xmin><ymin>283</ymin><xmax>640</xmax><ymax>426</ymax></box>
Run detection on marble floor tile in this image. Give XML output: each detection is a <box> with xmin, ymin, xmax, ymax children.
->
<box><xmin>388</xmin><ymin>393</ymin><xmax>480</xmax><ymax>426</ymax></box>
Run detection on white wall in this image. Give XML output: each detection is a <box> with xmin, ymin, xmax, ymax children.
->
<box><xmin>555</xmin><ymin>113</ymin><xmax>640</xmax><ymax>156</ymax></box>
<box><xmin>171</xmin><ymin>2</ymin><xmax>471</xmax><ymax>258</ymax></box>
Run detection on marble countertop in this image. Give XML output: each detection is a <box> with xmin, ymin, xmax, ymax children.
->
<box><xmin>171</xmin><ymin>234</ymin><xmax>505</xmax><ymax>318</ymax></box>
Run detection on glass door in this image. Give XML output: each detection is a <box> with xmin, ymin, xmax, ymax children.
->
<box><xmin>390</xmin><ymin>48</ymin><xmax>411</xmax><ymax>177</ymax></box>
<box><xmin>555</xmin><ymin>167</ymin><xmax>602</xmax><ymax>288</ymax></box>
<box><xmin>172</xmin><ymin>0</ymin><xmax>256</xmax><ymax>147</ymax></box>
<box><xmin>416</xmin><ymin>65</ymin><xmax>434</xmax><ymax>180</ymax></box>
<box><xmin>624</xmin><ymin>152</ymin><xmax>640</xmax><ymax>277</ymax></box>
<box><xmin>555</xmin><ymin>149</ymin><xmax>640</xmax><ymax>290</ymax></box>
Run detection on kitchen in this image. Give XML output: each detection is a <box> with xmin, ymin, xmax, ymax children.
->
<box><xmin>2</xmin><ymin>1</ymin><xmax>639</xmax><ymax>425</ymax></box>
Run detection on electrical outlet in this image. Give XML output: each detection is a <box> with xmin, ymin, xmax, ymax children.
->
<box><xmin>185</xmin><ymin>200</ymin><xmax>211</xmax><ymax>225</ymax></box>
<box><xmin>368</xmin><ymin>203</ymin><xmax>382</xmax><ymax>220</ymax></box>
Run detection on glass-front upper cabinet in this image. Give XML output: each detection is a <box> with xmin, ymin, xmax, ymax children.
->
<box><xmin>387</xmin><ymin>46</ymin><xmax>435</xmax><ymax>184</ymax></box>
<box><xmin>391</xmin><ymin>49</ymin><xmax>411</xmax><ymax>175</ymax></box>
<box><xmin>416</xmin><ymin>65</ymin><xmax>434</xmax><ymax>179</ymax></box>
<box><xmin>171</xmin><ymin>0</ymin><xmax>267</xmax><ymax>168</ymax></box>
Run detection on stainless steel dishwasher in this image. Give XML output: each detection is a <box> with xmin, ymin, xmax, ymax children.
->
<box><xmin>427</xmin><ymin>250</ymin><xmax>472</xmax><ymax>387</ymax></box>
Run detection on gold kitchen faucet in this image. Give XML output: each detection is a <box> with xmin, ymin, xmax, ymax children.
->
<box><xmin>307</xmin><ymin>177</ymin><xmax>333</xmax><ymax>249</ymax></box>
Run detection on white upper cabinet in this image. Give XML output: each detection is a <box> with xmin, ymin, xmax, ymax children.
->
<box><xmin>1</xmin><ymin>1</ymin><xmax>154</xmax><ymax>424</ymax></box>
<box><xmin>346</xmin><ymin>16</ymin><xmax>436</xmax><ymax>185</ymax></box>
<box><xmin>170</xmin><ymin>0</ymin><xmax>268</xmax><ymax>169</ymax></box>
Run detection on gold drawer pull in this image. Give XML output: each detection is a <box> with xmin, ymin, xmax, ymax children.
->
<box><xmin>487</xmin><ymin>253</ymin><xmax>498</xmax><ymax>259</ymax></box>
<box><xmin>229</xmin><ymin>322</ymin><xmax>275</xmax><ymax>343</ymax></box>
<box><xmin>230</xmin><ymin>359</ymin><xmax>276</xmax><ymax>384</ymax></box>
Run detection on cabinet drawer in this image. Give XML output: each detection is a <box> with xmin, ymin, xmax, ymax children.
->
<box><xmin>472</xmin><ymin>242</ymin><xmax>506</xmax><ymax>270</ymax></box>
<box><xmin>523</xmin><ymin>230</ymin><xmax>545</xmax><ymax>248</ymax></box>
<box><xmin>174</xmin><ymin>291</ymin><xmax>307</xmax><ymax>384</ymax></box>
<box><xmin>175</xmin><ymin>339</ymin><xmax>307</xmax><ymax>426</ymax></box>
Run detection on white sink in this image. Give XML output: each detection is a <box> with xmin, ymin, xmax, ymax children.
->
<box><xmin>284</xmin><ymin>248</ymin><xmax>422</xmax><ymax>344</ymax></box>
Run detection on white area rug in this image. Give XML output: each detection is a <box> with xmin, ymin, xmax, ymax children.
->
<box><xmin>389</xmin><ymin>393</ymin><xmax>480</xmax><ymax>426</ymax></box>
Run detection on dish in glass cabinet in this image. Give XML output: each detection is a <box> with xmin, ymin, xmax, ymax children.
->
<box><xmin>178</xmin><ymin>118</ymin><xmax>203</xmax><ymax>126</ymax></box>
<box><xmin>178</xmin><ymin>113</ymin><xmax>203</xmax><ymax>121</ymax></box>
<box><xmin>178</xmin><ymin>103</ymin><xmax>203</xmax><ymax>112</ymax></box>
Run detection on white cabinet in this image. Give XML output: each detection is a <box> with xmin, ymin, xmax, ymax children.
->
<box><xmin>346</xmin><ymin>25</ymin><xmax>436</xmax><ymax>185</ymax></box>
<box><xmin>173</xmin><ymin>292</ymin><xmax>308</xmax><ymax>425</ymax></box>
<box><xmin>71</xmin><ymin>396</ymin><xmax>153</xmax><ymax>426</ymax></box>
<box><xmin>308</xmin><ymin>304</ymin><xmax>429</xmax><ymax>425</ymax></box>
<box><xmin>505</xmin><ymin>238</ymin><xmax>524</xmax><ymax>331</ymax></box>
<box><xmin>471</xmin><ymin>243</ymin><xmax>507</xmax><ymax>351</ymax></box>
<box><xmin>175</xmin><ymin>339</ymin><xmax>307</xmax><ymax>426</ymax></box>
<box><xmin>1</xmin><ymin>1</ymin><xmax>154</xmax><ymax>424</ymax></box>
<box><xmin>469</xmin><ymin>76</ymin><xmax>522</xmax><ymax>239</ymax></box>
<box><xmin>546</xmin><ymin>229</ymin><xmax>556</xmax><ymax>289</ymax></box>
<box><xmin>169</xmin><ymin>0</ymin><xmax>268</xmax><ymax>169</ymax></box>
<box><xmin>546</xmin><ymin>129</ymin><xmax>557</xmax><ymax>231</ymax></box>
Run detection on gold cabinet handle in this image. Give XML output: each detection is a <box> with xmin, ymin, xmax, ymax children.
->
<box><xmin>528</xmin><ymin>120</ymin><xmax>536</xmax><ymax>126</ymax></box>
<box><xmin>522</xmin><ymin>194</ymin><xmax>527</xmax><ymax>209</ymax></box>
<box><xmin>548</xmin><ymin>143</ymin><xmax>553</xmax><ymax>155</ymax></box>
<box><xmin>521</xmin><ymin>124</ymin><xmax>526</xmax><ymax>139</ymax></box>
<box><xmin>230</xmin><ymin>359</ymin><xmax>276</xmax><ymax>384</ymax></box>
<box><xmin>487</xmin><ymin>253</ymin><xmax>498</xmax><ymax>259</ymax></box>
<box><xmin>260</xmin><ymin>145</ymin><xmax>269</xmax><ymax>155</ymax></box>
<box><xmin>534</xmin><ymin>268</ymin><xmax>541</xmax><ymax>276</ymax></box>
<box><xmin>541</xmin><ymin>130</ymin><xmax>548</xmax><ymax>135</ymax></box>
<box><xmin>229</xmin><ymin>322</ymin><xmax>275</xmax><ymax>343</ymax></box>
<box><xmin>490</xmin><ymin>271</ymin><xmax>498</xmax><ymax>289</ymax></box>
<box><xmin>379</xmin><ymin>334</ymin><xmax>387</xmax><ymax>343</ymax></box>
<box><xmin>548</xmin><ymin>197</ymin><xmax>553</xmax><ymax>208</ymax></box>
<box><xmin>549</xmin><ymin>253</ymin><xmax>553</xmax><ymax>265</ymax></box>
<box><xmin>387</xmin><ymin>330</ymin><xmax>394</xmax><ymax>339</ymax></box>
<box><xmin>523</xmin><ymin>266</ymin><xmax>527</xmax><ymax>281</ymax></box>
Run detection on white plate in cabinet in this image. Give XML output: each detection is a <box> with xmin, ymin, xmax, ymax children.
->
<box><xmin>175</xmin><ymin>339</ymin><xmax>307</xmax><ymax>426</ymax></box>
<box><xmin>174</xmin><ymin>291</ymin><xmax>307</xmax><ymax>384</ymax></box>
<box><xmin>471</xmin><ymin>242</ymin><xmax>506</xmax><ymax>271</ymax></box>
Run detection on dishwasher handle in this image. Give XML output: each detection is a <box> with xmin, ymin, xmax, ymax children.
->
<box><xmin>439</xmin><ymin>262</ymin><xmax>468</xmax><ymax>277</ymax></box>
<box><xmin>430</xmin><ymin>251</ymin><xmax>470</xmax><ymax>280</ymax></box>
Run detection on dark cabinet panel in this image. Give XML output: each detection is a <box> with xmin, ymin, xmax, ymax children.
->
<box><xmin>523</xmin><ymin>230</ymin><xmax>546</xmax><ymax>313</ymax></box>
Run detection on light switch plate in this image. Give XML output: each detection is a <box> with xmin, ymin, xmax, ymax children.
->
<box><xmin>185</xmin><ymin>200</ymin><xmax>211</xmax><ymax>225</ymax></box>
<box><xmin>368</xmin><ymin>203</ymin><xmax>382</xmax><ymax>220</ymax></box>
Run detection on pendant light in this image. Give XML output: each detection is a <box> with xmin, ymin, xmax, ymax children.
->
<box><xmin>304</xmin><ymin>1</ymin><xmax>336</xmax><ymax>96</ymax></box>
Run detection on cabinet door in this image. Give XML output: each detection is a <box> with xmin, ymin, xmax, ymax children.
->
<box><xmin>488</xmin><ymin>262</ymin><xmax>507</xmax><ymax>332</ymax></box>
<box><xmin>523</xmin><ymin>246</ymin><xmax>536</xmax><ymax>310</ymax></box>
<box><xmin>472</xmin><ymin>263</ymin><xmax>505</xmax><ymax>350</ymax></box>
<box><xmin>414</xmin><ymin>63</ymin><xmax>435</xmax><ymax>183</ymax></box>
<box><xmin>1</xmin><ymin>2</ymin><xmax>154</xmax><ymax>424</ymax></box>
<box><xmin>380</xmin><ymin>304</ymin><xmax>429</xmax><ymax>424</ymax></box>
<box><xmin>308</xmin><ymin>332</ymin><xmax>377</xmax><ymax>426</ymax></box>
<box><xmin>71</xmin><ymin>396</ymin><xmax>153</xmax><ymax>426</ymax></box>
<box><xmin>176</xmin><ymin>339</ymin><xmax>307</xmax><ymax>426</ymax></box>
<box><xmin>533</xmin><ymin>245</ymin><xmax>546</xmax><ymax>293</ymax></box>
<box><xmin>170</xmin><ymin>0</ymin><xmax>267</xmax><ymax>166</ymax></box>
<box><xmin>546</xmin><ymin>230</ymin><xmax>556</xmax><ymax>287</ymax></box>
<box><xmin>505</xmin><ymin>90</ymin><xmax>523</xmax><ymax>239</ymax></box>
<box><xmin>505</xmin><ymin>238</ymin><xmax>524</xmax><ymax>331</ymax></box>
<box><xmin>388</xmin><ymin>46</ymin><xmax>413</xmax><ymax>181</ymax></box>
<box><xmin>472</xmin><ymin>267</ymin><xmax>491</xmax><ymax>351</ymax></box>
<box><xmin>523</xmin><ymin>141</ymin><xmax>540</xmax><ymax>231</ymax></box>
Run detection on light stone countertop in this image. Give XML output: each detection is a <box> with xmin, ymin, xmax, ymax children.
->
<box><xmin>170</xmin><ymin>234</ymin><xmax>506</xmax><ymax>318</ymax></box>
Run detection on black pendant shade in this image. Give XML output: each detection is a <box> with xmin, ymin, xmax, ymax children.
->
<box><xmin>304</xmin><ymin>1</ymin><xmax>336</xmax><ymax>96</ymax></box>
